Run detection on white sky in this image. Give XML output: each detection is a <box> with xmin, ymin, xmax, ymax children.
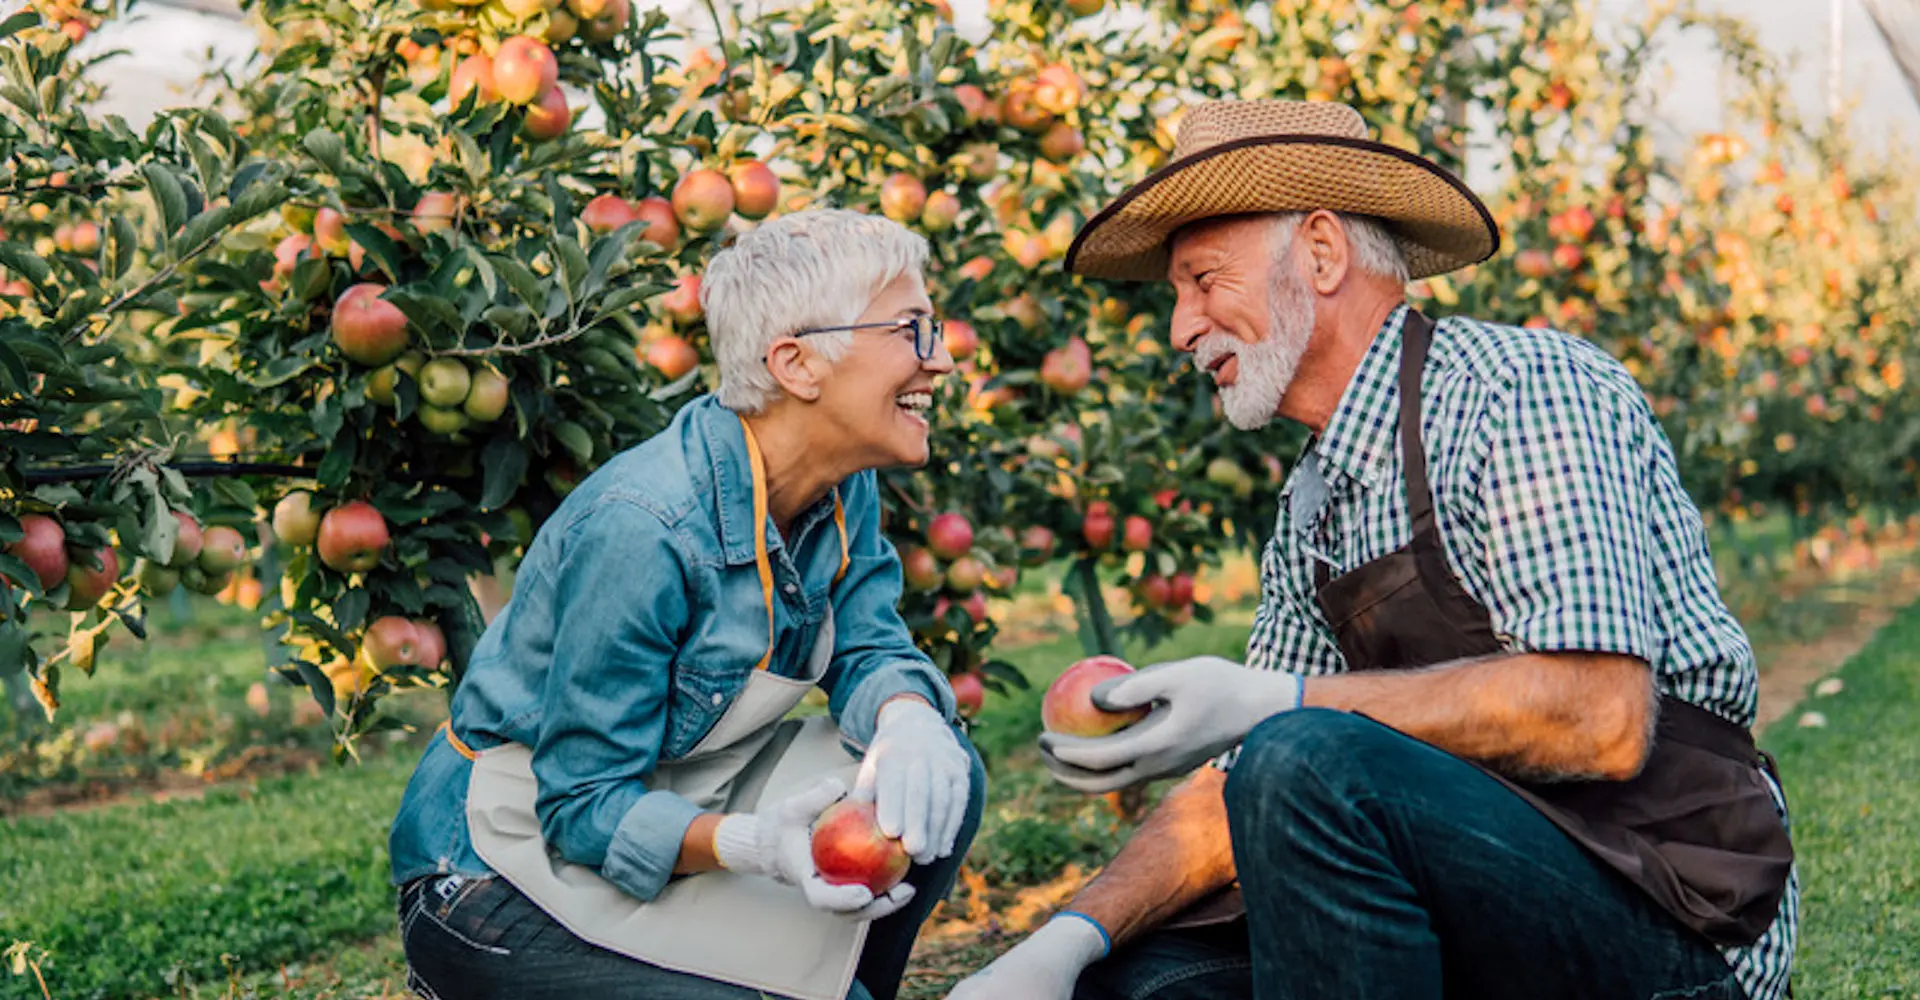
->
<box><xmin>72</xmin><ymin>0</ymin><xmax>1920</xmax><ymax>166</ymax></box>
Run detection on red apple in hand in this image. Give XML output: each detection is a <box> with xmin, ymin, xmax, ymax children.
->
<box><xmin>811</xmin><ymin>799</ymin><xmax>912</xmax><ymax>895</ymax></box>
<box><xmin>316</xmin><ymin>501</ymin><xmax>390</xmax><ymax>573</ymax></box>
<box><xmin>1042</xmin><ymin>655</ymin><xmax>1149</xmax><ymax>737</ymax></box>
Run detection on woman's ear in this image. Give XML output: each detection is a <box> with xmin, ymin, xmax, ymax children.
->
<box><xmin>764</xmin><ymin>338</ymin><xmax>825</xmax><ymax>403</ymax></box>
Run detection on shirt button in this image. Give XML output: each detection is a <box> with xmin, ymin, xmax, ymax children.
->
<box><xmin>712</xmin><ymin>692</ymin><xmax>724</xmax><ymax>706</ymax></box>
<box><xmin>783</xmin><ymin>582</ymin><xmax>797</xmax><ymax>594</ymax></box>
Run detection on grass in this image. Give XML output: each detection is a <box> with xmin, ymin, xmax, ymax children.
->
<box><xmin>1760</xmin><ymin>601</ymin><xmax>1920</xmax><ymax>996</ymax></box>
<box><xmin>3</xmin><ymin>538</ymin><xmax>1918</xmax><ymax>999</ymax></box>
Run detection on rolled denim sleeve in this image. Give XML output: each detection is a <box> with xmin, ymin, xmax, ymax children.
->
<box><xmin>530</xmin><ymin>496</ymin><xmax>701</xmax><ymax>902</ymax></box>
<box><xmin>822</xmin><ymin>472</ymin><xmax>955</xmax><ymax>750</ymax></box>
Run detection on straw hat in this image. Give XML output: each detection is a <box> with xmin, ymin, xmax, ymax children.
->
<box><xmin>1065</xmin><ymin>100</ymin><xmax>1500</xmax><ymax>282</ymax></box>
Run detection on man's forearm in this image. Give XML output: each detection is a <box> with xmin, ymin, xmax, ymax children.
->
<box><xmin>1064</xmin><ymin>767</ymin><xmax>1237</xmax><ymax>949</ymax></box>
<box><xmin>1304</xmin><ymin>651</ymin><xmax>1655</xmax><ymax>781</ymax></box>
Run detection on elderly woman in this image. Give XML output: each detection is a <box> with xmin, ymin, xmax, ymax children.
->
<box><xmin>387</xmin><ymin>209</ymin><xmax>983</xmax><ymax>1000</ymax></box>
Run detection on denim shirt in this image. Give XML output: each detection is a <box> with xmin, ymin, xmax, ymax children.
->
<box><xmin>388</xmin><ymin>395</ymin><xmax>956</xmax><ymax>902</ymax></box>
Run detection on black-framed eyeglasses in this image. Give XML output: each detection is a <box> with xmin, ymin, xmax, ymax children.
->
<box><xmin>793</xmin><ymin>314</ymin><xmax>944</xmax><ymax>361</ymax></box>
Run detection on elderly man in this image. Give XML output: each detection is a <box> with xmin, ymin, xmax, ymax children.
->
<box><xmin>947</xmin><ymin>101</ymin><xmax>1795</xmax><ymax>1000</ymax></box>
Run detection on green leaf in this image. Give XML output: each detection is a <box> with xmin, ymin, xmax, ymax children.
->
<box><xmin>491</xmin><ymin>255</ymin><xmax>545</xmax><ymax>311</ymax></box>
<box><xmin>302</xmin><ymin>128</ymin><xmax>349</xmax><ymax>175</ymax></box>
<box><xmin>318</xmin><ymin>435</ymin><xmax>357</xmax><ymax>489</ymax></box>
<box><xmin>583</xmin><ymin>224</ymin><xmax>642</xmax><ymax>300</ymax></box>
<box><xmin>0</xmin><ymin>553</ymin><xmax>39</xmax><ymax>595</ymax></box>
<box><xmin>0</xmin><ymin>243</ymin><xmax>53</xmax><ymax>296</ymax></box>
<box><xmin>106</xmin><ymin>214</ymin><xmax>137</xmax><ymax>281</ymax></box>
<box><xmin>480</xmin><ymin>435</ymin><xmax>528</xmax><ymax>511</ymax></box>
<box><xmin>0</xmin><ymin>338</ymin><xmax>28</xmax><ymax>391</ymax></box>
<box><xmin>0</xmin><ymin>11</ymin><xmax>41</xmax><ymax>39</ymax></box>
<box><xmin>293</xmin><ymin>659</ymin><xmax>337</xmax><ymax>718</ymax></box>
<box><xmin>334</xmin><ymin>586</ymin><xmax>370</xmax><ymax>632</ymax></box>
<box><xmin>249</xmin><ymin>354</ymin><xmax>317</xmax><ymax>388</ymax></box>
<box><xmin>554</xmin><ymin>237</ymin><xmax>589</xmax><ymax>301</ymax></box>
<box><xmin>344</xmin><ymin>222</ymin><xmax>404</xmax><ymax>283</ymax></box>
<box><xmin>208</xmin><ymin>477</ymin><xmax>258</xmax><ymax>510</ymax></box>
<box><xmin>552</xmin><ymin>421</ymin><xmax>593</xmax><ymax>465</ymax></box>
<box><xmin>593</xmin><ymin>282</ymin><xmax>670</xmax><ymax>322</ymax></box>
<box><xmin>142</xmin><ymin>163</ymin><xmax>188</xmax><ymax>238</ymax></box>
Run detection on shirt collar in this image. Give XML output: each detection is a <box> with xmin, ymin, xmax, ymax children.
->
<box><xmin>696</xmin><ymin>396</ymin><xmax>839</xmax><ymax>566</ymax></box>
<box><xmin>1309</xmin><ymin>303</ymin><xmax>1410</xmax><ymax>492</ymax></box>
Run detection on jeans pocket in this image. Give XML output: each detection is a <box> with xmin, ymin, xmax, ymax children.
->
<box><xmin>414</xmin><ymin>875</ymin><xmax>517</xmax><ymax>956</ymax></box>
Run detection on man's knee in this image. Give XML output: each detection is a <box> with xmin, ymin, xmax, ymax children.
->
<box><xmin>1223</xmin><ymin>709</ymin><xmax>1409</xmax><ymax>819</ymax></box>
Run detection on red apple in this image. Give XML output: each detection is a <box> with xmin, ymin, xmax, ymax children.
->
<box><xmin>920</xmin><ymin>190</ymin><xmax>961</xmax><ymax>233</ymax></box>
<box><xmin>961</xmin><ymin>590</ymin><xmax>988</xmax><ymax>624</ymax></box>
<box><xmin>1040</xmin><ymin>338</ymin><xmax>1092</xmax><ymax>394</ymax></box>
<box><xmin>644</xmin><ymin>336</ymin><xmax>700</xmax><ymax>379</ymax></box>
<box><xmin>729</xmin><ymin>160</ymin><xmax>780</xmax><ymax>221</ymax></box>
<box><xmin>1037</xmin><ymin>122</ymin><xmax>1085</xmax><ymax>164</ymax></box>
<box><xmin>136</xmin><ymin>559</ymin><xmax>179</xmax><ymax>595</ymax></box>
<box><xmin>362</xmin><ymin>615</ymin><xmax>423</xmax><ymax>669</ymax></box>
<box><xmin>273</xmin><ymin>491</ymin><xmax>322</xmax><ymax>547</ymax></box>
<box><xmin>316</xmin><ymin>501</ymin><xmax>390</xmax><ymax>573</ymax></box>
<box><xmin>1168</xmin><ymin>572</ymin><xmax>1196</xmax><ymax>607</ymax></box>
<box><xmin>900</xmin><ymin>546</ymin><xmax>943</xmax><ymax>592</ymax></box>
<box><xmin>951</xmin><ymin>671</ymin><xmax>985</xmax><ymax>717</ymax></box>
<box><xmin>270</xmin><ymin>233</ymin><xmax>313</xmax><ymax>284</ymax></box>
<box><xmin>312</xmin><ymin>207</ymin><xmax>349</xmax><ymax>255</ymax></box>
<box><xmin>878</xmin><ymin>174</ymin><xmax>927</xmax><ymax>224</ymax></box>
<box><xmin>166</xmin><ymin>511</ymin><xmax>204</xmax><ymax>569</ymax></box>
<box><xmin>5</xmin><ymin>514</ymin><xmax>68</xmax><ymax>590</ymax></box>
<box><xmin>672</xmin><ymin>168</ymin><xmax>736</xmax><ymax>233</ymax></box>
<box><xmin>493</xmin><ymin>36</ymin><xmax>558</xmax><ymax>106</ymax></box>
<box><xmin>943</xmin><ymin>319</ymin><xmax>979</xmax><ymax>361</ymax></box>
<box><xmin>661</xmin><ymin>276</ymin><xmax>703</xmax><ymax>325</ymax></box>
<box><xmin>449</xmin><ymin>53</ymin><xmax>499</xmax><ymax>108</ymax></box>
<box><xmin>522</xmin><ymin>84</ymin><xmax>572</xmax><ymax>140</ymax></box>
<box><xmin>1514</xmin><ymin>248</ymin><xmax>1553</xmax><ymax>280</ymax></box>
<box><xmin>198</xmin><ymin>525</ymin><xmax>249</xmax><ymax>573</ymax></box>
<box><xmin>1552</xmin><ymin>243</ymin><xmax>1584</xmax><ymax>271</ymax></box>
<box><xmin>64</xmin><ymin>546</ymin><xmax>119</xmax><ymax>610</ymax></box>
<box><xmin>945</xmin><ymin>555</ymin><xmax>986</xmax><ymax>594</ymax></box>
<box><xmin>1081</xmin><ymin>501</ymin><xmax>1116</xmax><ymax>549</ymax></box>
<box><xmin>68</xmin><ymin>221</ymin><xmax>100</xmax><ymax>255</ymax></box>
<box><xmin>413</xmin><ymin>192</ymin><xmax>459</xmax><ymax>235</ymax></box>
<box><xmin>1138</xmin><ymin>573</ymin><xmax>1172</xmax><ymax>609</ymax></box>
<box><xmin>634</xmin><ymin>196</ymin><xmax>680</xmax><ymax>251</ymax></box>
<box><xmin>580</xmin><ymin>0</ymin><xmax>629</xmax><ymax>43</ymax></box>
<box><xmin>581</xmin><ymin>194</ymin><xmax>640</xmax><ymax>234</ymax></box>
<box><xmin>413</xmin><ymin>618</ymin><xmax>448</xmax><ymax>668</ymax></box>
<box><xmin>1121</xmin><ymin>515</ymin><xmax>1152</xmax><ymax>552</ymax></box>
<box><xmin>952</xmin><ymin>84</ymin><xmax>991</xmax><ymax>125</ymax></box>
<box><xmin>925</xmin><ymin>512</ymin><xmax>973</xmax><ymax>560</ymax></box>
<box><xmin>331</xmin><ymin>283</ymin><xmax>410</xmax><ymax>366</ymax></box>
<box><xmin>811</xmin><ymin>799</ymin><xmax>912</xmax><ymax>895</ymax></box>
<box><xmin>1018</xmin><ymin>525</ymin><xmax>1055</xmax><ymax>566</ymax></box>
<box><xmin>1042</xmin><ymin>655</ymin><xmax>1149</xmax><ymax>737</ymax></box>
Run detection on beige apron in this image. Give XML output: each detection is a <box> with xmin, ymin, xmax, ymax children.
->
<box><xmin>465</xmin><ymin>415</ymin><xmax>869</xmax><ymax>1000</ymax></box>
<box><xmin>467</xmin><ymin>614</ymin><xmax>870</xmax><ymax>1000</ymax></box>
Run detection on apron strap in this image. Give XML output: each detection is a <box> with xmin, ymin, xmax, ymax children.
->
<box><xmin>440</xmin><ymin>719</ymin><xmax>478</xmax><ymax>761</ymax></box>
<box><xmin>739</xmin><ymin>415</ymin><xmax>850</xmax><ymax>672</ymax></box>
<box><xmin>1397</xmin><ymin>308</ymin><xmax>1439</xmax><ymax>534</ymax></box>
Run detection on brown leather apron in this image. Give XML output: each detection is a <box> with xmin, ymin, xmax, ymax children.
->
<box><xmin>1175</xmin><ymin>311</ymin><xmax>1793</xmax><ymax>948</ymax></box>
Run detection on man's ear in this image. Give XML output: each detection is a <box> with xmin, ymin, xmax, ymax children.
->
<box><xmin>764</xmin><ymin>338</ymin><xmax>824</xmax><ymax>402</ymax></box>
<box><xmin>1299</xmin><ymin>210</ymin><xmax>1351</xmax><ymax>296</ymax></box>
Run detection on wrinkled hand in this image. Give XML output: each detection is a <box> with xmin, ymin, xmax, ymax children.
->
<box><xmin>856</xmin><ymin>697</ymin><xmax>971</xmax><ymax>865</ymax></box>
<box><xmin>713</xmin><ymin>777</ymin><xmax>917</xmax><ymax>921</ymax></box>
<box><xmin>945</xmin><ymin>916</ymin><xmax>1109</xmax><ymax>1000</ymax></box>
<box><xmin>1039</xmin><ymin>656</ymin><xmax>1302</xmax><ymax>794</ymax></box>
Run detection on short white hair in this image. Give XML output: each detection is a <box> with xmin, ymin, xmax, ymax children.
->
<box><xmin>702</xmin><ymin>209</ymin><xmax>930</xmax><ymax>413</ymax></box>
<box><xmin>1270</xmin><ymin>211</ymin><xmax>1410</xmax><ymax>285</ymax></box>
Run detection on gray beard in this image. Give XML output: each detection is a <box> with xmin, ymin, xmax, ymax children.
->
<box><xmin>1219</xmin><ymin>259</ymin><xmax>1314</xmax><ymax>431</ymax></box>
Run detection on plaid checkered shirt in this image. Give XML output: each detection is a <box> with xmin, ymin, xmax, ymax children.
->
<box><xmin>1233</xmin><ymin>305</ymin><xmax>1797</xmax><ymax>1000</ymax></box>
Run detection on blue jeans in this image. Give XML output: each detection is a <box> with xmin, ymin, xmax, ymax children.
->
<box><xmin>1074</xmin><ymin>710</ymin><xmax>1747</xmax><ymax>1000</ymax></box>
<box><xmin>399</xmin><ymin>732</ymin><xmax>986</xmax><ymax>1000</ymax></box>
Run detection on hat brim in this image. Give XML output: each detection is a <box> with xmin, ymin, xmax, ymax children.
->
<box><xmin>1065</xmin><ymin>134</ymin><xmax>1500</xmax><ymax>282</ymax></box>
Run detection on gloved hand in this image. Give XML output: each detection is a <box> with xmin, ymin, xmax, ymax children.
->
<box><xmin>855</xmin><ymin>697</ymin><xmax>971</xmax><ymax>865</ymax></box>
<box><xmin>1038</xmin><ymin>656</ymin><xmax>1303</xmax><ymax>794</ymax></box>
<box><xmin>944</xmin><ymin>914</ymin><xmax>1110</xmax><ymax>1000</ymax></box>
<box><xmin>712</xmin><ymin>777</ymin><xmax>917</xmax><ymax>921</ymax></box>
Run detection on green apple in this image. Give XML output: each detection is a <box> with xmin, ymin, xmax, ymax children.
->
<box><xmin>463</xmin><ymin>366</ymin><xmax>511</xmax><ymax>422</ymax></box>
<box><xmin>418</xmin><ymin>358</ymin><xmax>473</xmax><ymax>408</ymax></box>
<box><xmin>418</xmin><ymin>404</ymin><xmax>470</xmax><ymax>435</ymax></box>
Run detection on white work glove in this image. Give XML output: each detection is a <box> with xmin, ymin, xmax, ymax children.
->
<box><xmin>712</xmin><ymin>777</ymin><xmax>917</xmax><ymax>921</ymax></box>
<box><xmin>945</xmin><ymin>914</ymin><xmax>1110</xmax><ymax>1000</ymax></box>
<box><xmin>1038</xmin><ymin>656</ymin><xmax>1303</xmax><ymax>794</ymax></box>
<box><xmin>856</xmin><ymin>697</ymin><xmax>971</xmax><ymax>865</ymax></box>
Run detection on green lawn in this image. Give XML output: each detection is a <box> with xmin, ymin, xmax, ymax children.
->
<box><xmin>1761</xmin><ymin>602</ymin><xmax>1920</xmax><ymax>995</ymax></box>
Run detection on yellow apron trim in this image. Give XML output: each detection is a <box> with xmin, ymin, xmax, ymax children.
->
<box><xmin>739</xmin><ymin>415</ymin><xmax>849</xmax><ymax>672</ymax></box>
<box><xmin>440</xmin><ymin>719</ymin><xmax>478</xmax><ymax>761</ymax></box>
